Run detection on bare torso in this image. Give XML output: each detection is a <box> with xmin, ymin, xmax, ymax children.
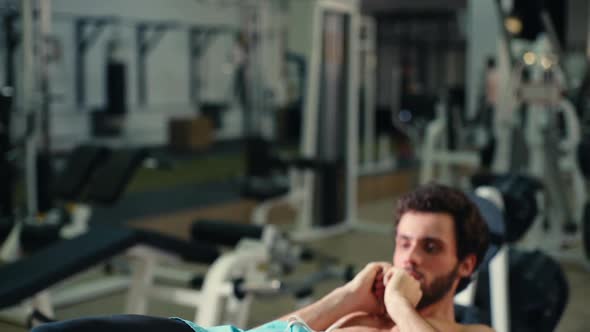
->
<box><xmin>328</xmin><ymin>312</ymin><xmax>493</xmax><ymax>332</ymax></box>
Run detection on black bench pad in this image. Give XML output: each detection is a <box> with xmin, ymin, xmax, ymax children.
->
<box><xmin>0</xmin><ymin>225</ymin><xmax>136</xmax><ymax>308</ymax></box>
<box><xmin>0</xmin><ymin>225</ymin><xmax>219</xmax><ymax>309</ymax></box>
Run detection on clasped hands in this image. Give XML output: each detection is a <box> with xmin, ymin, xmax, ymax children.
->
<box><xmin>342</xmin><ymin>262</ymin><xmax>422</xmax><ymax>322</ymax></box>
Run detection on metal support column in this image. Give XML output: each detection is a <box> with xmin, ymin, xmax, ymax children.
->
<box><xmin>3</xmin><ymin>13</ymin><xmax>19</xmax><ymax>88</ymax></box>
<box><xmin>75</xmin><ymin>18</ymin><xmax>111</xmax><ymax>109</ymax></box>
<box><xmin>39</xmin><ymin>0</ymin><xmax>52</xmax><ymax>154</ymax></box>
<box><xmin>188</xmin><ymin>28</ymin><xmax>215</xmax><ymax>111</ymax></box>
<box><xmin>136</xmin><ymin>23</ymin><xmax>171</xmax><ymax>107</ymax></box>
<box><xmin>22</xmin><ymin>0</ymin><xmax>37</xmax><ymax>217</ymax></box>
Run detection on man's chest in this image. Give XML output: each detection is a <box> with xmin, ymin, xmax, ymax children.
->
<box><xmin>331</xmin><ymin>327</ymin><xmax>392</xmax><ymax>332</ymax></box>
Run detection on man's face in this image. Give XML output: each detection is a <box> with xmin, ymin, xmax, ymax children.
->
<box><xmin>393</xmin><ymin>211</ymin><xmax>461</xmax><ymax>309</ymax></box>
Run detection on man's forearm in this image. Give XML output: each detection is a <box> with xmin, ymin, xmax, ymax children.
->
<box><xmin>278</xmin><ymin>286</ymin><xmax>357</xmax><ymax>331</ymax></box>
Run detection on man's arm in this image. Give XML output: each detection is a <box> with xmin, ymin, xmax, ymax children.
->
<box><xmin>278</xmin><ymin>286</ymin><xmax>357</xmax><ymax>331</ymax></box>
<box><xmin>388</xmin><ymin>297</ymin><xmax>438</xmax><ymax>332</ymax></box>
<box><xmin>383</xmin><ymin>269</ymin><xmax>495</xmax><ymax>332</ymax></box>
<box><xmin>279</xmin><ymin>262</ymin><xmax>391</xmax><ymax>331</ymax></box>
<box><xmin>383</xmin><ymin>267</ymin><xmax>437</xmax><ymax>332</ymax></box>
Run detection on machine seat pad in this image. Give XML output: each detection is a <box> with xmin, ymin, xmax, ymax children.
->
<box><xmin>134</xmin><ymin>229</ymin><xmax>220</xmax><ymax>264</ymax></box>
<box><xmin>190</xmin><ymin>219</ymin><xmax>264</xmax><ymax>247</ymax></box>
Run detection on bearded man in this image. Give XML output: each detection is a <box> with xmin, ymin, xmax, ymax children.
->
<box><xmin>282</xmin><ymin>184</ymin><xmax>494</xmax><ymax>332</ymax></box>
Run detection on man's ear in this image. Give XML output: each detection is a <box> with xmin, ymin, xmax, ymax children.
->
<box><xmin>458</xmin><ymin>254</ymin><xmax>477</xmax><ymax>278</ymax></box>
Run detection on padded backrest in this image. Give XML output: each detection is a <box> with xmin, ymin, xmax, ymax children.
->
<box><xmin>467</xmin><ymin>192</ymin><xmax>505</xmax><ymax>247</ymax></box>
<box><xmin>54</xmin><ymin>145</ymin><xmax>111</xmax><ymax>201</ymax></box>
<box><xmin>472</xmin><ymin>173</ymin><xmax>542</xmax><ymax>243</ymax></box>
<box><xmin>83</xmin><ymin>148</ymin><xmax>147</xmax><ymax>205</ymax></box>
<box><xmin>455</xmin><ymin>304</ymin><xmax>487</xmax><ymax>324</ymax></box>
<box><xmin>0</xmin><ymin>225</ymin><xmax>137</xmax><ymax>309</ymax></box>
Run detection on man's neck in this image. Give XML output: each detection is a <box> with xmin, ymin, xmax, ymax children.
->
<box><xmin>417</xmin><ymin>293</ymin><xmax>457</xmax><ymax>323</ymax></box>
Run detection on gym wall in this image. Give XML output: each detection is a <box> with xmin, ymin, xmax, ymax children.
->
<box><xmin>47</xmin><ymin>0</ymin><xmax>238</xmax><ymax>149</ymax></box>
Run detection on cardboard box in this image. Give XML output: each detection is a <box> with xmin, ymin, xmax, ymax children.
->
<box><xmin>168</xmin><ymin>116</ymin><xmax>214</xmax><ymax>151</ymax></box>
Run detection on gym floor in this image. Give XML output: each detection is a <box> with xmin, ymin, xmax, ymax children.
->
<box><xmin>0</xmin><ymin>191</ymin><xmax>588</xmax><ymax>332</ymax></box>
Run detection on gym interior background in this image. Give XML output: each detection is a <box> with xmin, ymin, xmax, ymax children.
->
<box><xmin>1</xmin><ymin>0</ymin><xmax>589</xmax><ymax>331</ymax></box>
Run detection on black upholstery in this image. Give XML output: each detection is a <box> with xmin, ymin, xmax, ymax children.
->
<box><xmin>135</xmin><ymin>229</ymin><xmax>219</xmax><ymax>264</ymax></box>
<box><xmin>31</xmin><ymin>315</ymin><xmax>193</xmax><ymax>332</ymax></box>
<box><xmin>467</xmin><ymin>193</ymin><xmax>505</xmax><ymax>245</ymax></box>
<box><xmin>0</xmin><ymin>225</ymin><xmax>220</xmax><ymax>309</ymax></box>
<box><xmin>191</xmin><ymin>219</ymin><xmax>264</xmax><ymax>247</ymax></box>
<box><xmin>0</xmin><ymin>216</ymin><xmax>14</xmax><ymax>243</ymax></box>
<box><xmin>54</xmin><ymin>145</ymin><xmax>111</xmax><ymax>201</ymax></box>
<box><xmin>0</xmin><ymin>225</ymin><xmax>136</xmax><ymax>309</ymax></box>
<box><xmin>471</xmin><ymin>173</ymin><xmax>542</xmax><ymax>243</ymax></box>
<box><xmin>240</xmin><ymin>137</ymin><xmax>329</xmax><ymax>202</ymax></box>
<box><xmin>475</xmin><ymin>249</ymin><xmax>569</xmax><ymax>332</ymax></box>
<box><xmin>240</xmin><ymin>178</ymin><xmax>290</xmax><ymax>201</ymax></box>
<box><xmin>454</xmin><ymin>304</ymin><xmax>487</xmax><ymax>324</ymax></box>
<box><xmin>84</xmin><ymin>148</ymin><xmax>148</xmax><ymax>205</ymax></box>
<box><xmin>20</xmin><ymin>222</ymin><xmax>64</xmax><ymax>253</ymax></box>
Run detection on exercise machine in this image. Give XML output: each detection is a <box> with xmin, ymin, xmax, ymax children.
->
<box><xmin>197</xmin><ymin>0</ymin><xmax>391</xmax><ymax>241</ymax></box>
<box><xmin>490</xmin><ymin>0</ymin><xmax>589</xmax><ymax>267</ymax></box>
<box><xmin>248</xmin><ymin>0</ymin><xmax>393</xmax><ymax>239</ymax></box>
<box><xmin>456</xmin><ymin>177</ymin><xmax>568</xmax><ymax>332</ymax></box>
<box><xmin>0</xmin><ymin>213</ymin><xmax>355</xmax><ymax>328</ymax></box>
<box><xmin>419</xmin><ymin>89</ymin><xmax>483</xmax><ymax>187</ymax></box>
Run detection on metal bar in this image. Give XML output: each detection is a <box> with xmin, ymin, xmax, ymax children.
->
<box><xmin>136</xmin><ymin>24</ymin><xmax>147</xmax><ymax>107</ymax></box>
<box><xmin>136</xmin><ymin>24</ymin><xmax>171</xmax><ymax>107</ymax></box>
<box><xmin>22</xmin><ymin>0</ymin><xmax>37</xmax><ymax>217</ymax></box>
<box><xmin>575</xmin><ymin>0</ymin><xmax>590</xmax><ymax>120</ymax></box>
<box><xmin>82</xmin><ymin>21</ymin><xmax>109</xmax><ymax>49</ymax></box>
<box><xmin>298</xmin><ymin>1</ymin><xmax>323</xmax><ymax>232</ymax></box>
<box><xmin>489</xmin><ymin>246</ymin><xmax>510</xmax><ymax>332</ymax></box>
<box><xmin>39</xmin><ymin>0</ymin><xmax>52</xmax><ymax>154</ymax></box>
<box><xmin>493</xmin><ymin>0</ymin><xmax>516</xmax><ymax>66</ymax></box>
<box><xmin>4</xmin><ymin>13</ymin><xmax>18</xmax><ymax>88</ymax></box>
<box><xmin>587</xmin><ymin>0</ymin><xmax>590</xmax><ymax>61</ymax></box>
<box><xmin>540</xmin><ymin>10</ymin><xmax>570</xmax><ymax>88</ymax></box>
<box><xmin>75</xmin><ymin>19</ymin><xmax>109</xmax><ymax>108</ymax></box>
<box><xmin>188</xmin><ymin>28</ymin><xmax>212</xmax><ymax>109</ymax></box>
<box><xmin>347</xmin><ymin>5</ymin><xmax>361</xmax><ymax>227</ymax></box>
<box><xmin>361</xmin><ymin>17</ymin><xmax>377</xmax><ymax>171</ymax></box>
<box><xmin>147</xmin><ymin>25</ymin><xmax>170</xmax><ymax>53</ymax></box>
<box><xmin>188</xmin><ymin>29</ymin><xmax>197</xmax><ymax>109</ymax></box>
<box><xmin>74</xmin><ymin>19</ymin><xmax>85</xmax><ymax>108</ymax></box>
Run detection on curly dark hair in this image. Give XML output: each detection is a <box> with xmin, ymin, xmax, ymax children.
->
<box><xmin>393</xmin><ymin>183</ymin><xmax>490</xmax><ymax>293</ymax></box>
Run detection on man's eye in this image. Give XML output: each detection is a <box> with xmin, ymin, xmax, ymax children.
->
<box><xmin>397</xmin><ymin>241</ymin><xmax>410</xmax><ymax>249</ymax></box>
<box><xmin>424</xmin><ymin>242</ymin><xmax>439</xmax><ymax>253</ymax></box>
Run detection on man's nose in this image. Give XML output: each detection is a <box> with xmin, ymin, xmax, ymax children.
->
<box><xmin>403</xmin><ymin>244</ymin><xmax>423</xmax><ymax>266</ymax></box>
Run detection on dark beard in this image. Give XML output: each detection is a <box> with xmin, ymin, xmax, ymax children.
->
<box><xmin>416</xmin><ymin>263</ymin><xmax>459</xmax><ymax>310</ymax></box>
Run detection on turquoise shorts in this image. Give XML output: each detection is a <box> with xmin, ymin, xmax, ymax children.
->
<box><xmin>173</xmin><ymin>318</ymin><xmax>314</xmax><ymax>332</ymax></box>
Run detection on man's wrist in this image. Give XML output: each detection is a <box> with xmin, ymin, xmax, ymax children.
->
<box><xmin>386</xmin><ymin>294</ymin><xmax>413</xmax><ymax>321</ymax></box>
<box><xmin>330</xmin><ymin>286</ymin><xmax>359</xmax><ymax>312</ymax></box>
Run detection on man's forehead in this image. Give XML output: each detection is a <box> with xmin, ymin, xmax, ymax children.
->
<box><xmin>396</xmin><ymin>233</ymin><xmax>445</xmax><ymax>243</ymax></box>
<box><xmin>396</xmin><ymin>211</ymin><xmax>456</xmax><ymax>239</ymax></box>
